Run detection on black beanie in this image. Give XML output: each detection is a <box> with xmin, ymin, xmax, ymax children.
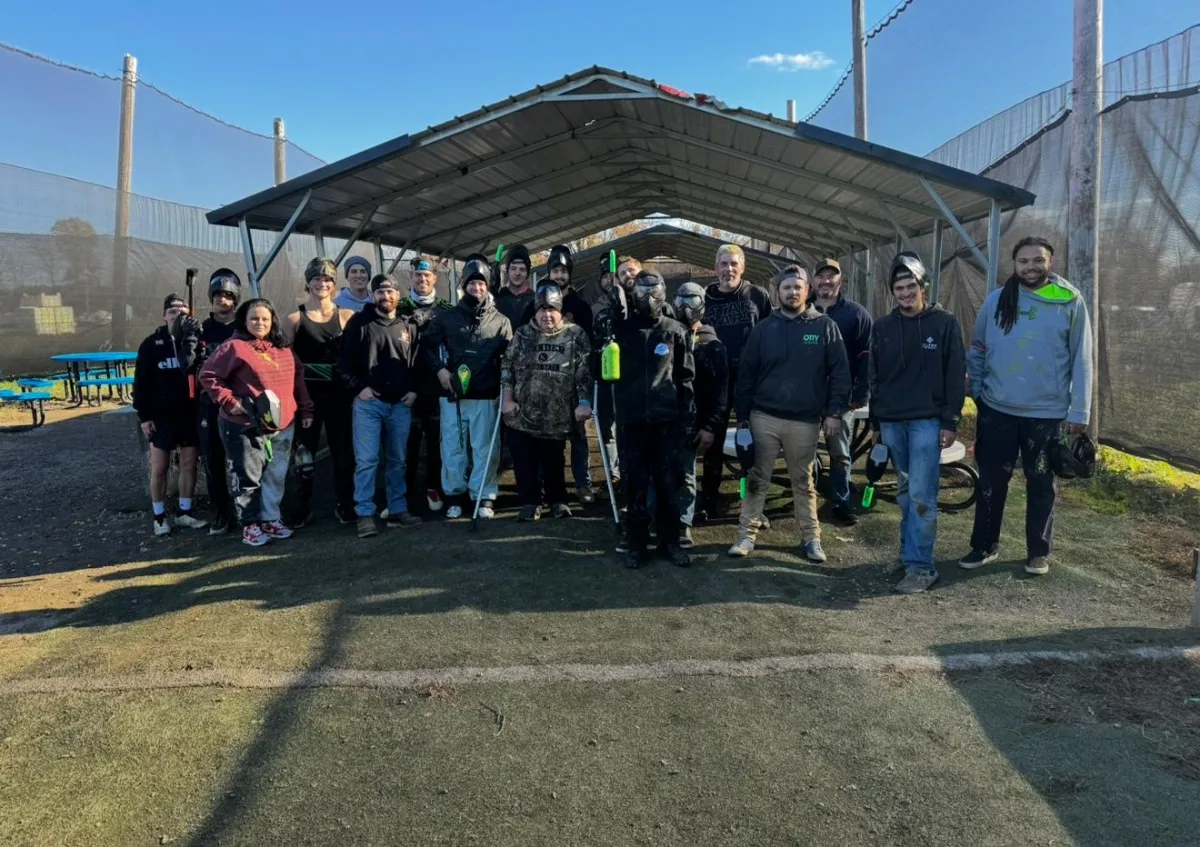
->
<box><xmin>505</xmin><ymin>244</ymin><xmax>531</xmax><ymax>270</ymax></box>
<box><xmin>163</xmin><ymin>293</ymin><xmax>186</xmax><ymax>313</ymax></box>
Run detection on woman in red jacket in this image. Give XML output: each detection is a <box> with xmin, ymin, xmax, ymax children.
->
<box><xmin>199</xmin><ymin>298</ymin><xmax>313</xmax><ymax>546</ymax></box>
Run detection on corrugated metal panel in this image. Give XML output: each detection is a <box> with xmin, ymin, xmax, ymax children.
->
<box><xmin>208</xmin><ymin>67</ymin><xmax>1035</xmax><ymax>259</ymax></box>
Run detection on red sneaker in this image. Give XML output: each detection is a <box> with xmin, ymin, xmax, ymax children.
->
<box><xmin>242</xmin><ymin>524</ymin><xmax>270</xmax><ymax>547</ymax></box>
<box><xmin>426</xmin><ymin>489</ymin><xmax>444</xmax><ymax>512</ymax></box>
<box><xmin>261</xmin><ymin>520</ymin><xmax>294</xmax><ymax>539</ymax></box>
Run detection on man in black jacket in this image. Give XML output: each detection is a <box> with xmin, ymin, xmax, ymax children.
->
<box><xmin>133</xmin><ymin>293</ymin><xmax>209</xmax><ymax>537</ymax></box>
<box><xmin>195</xmin><ymin>268</ymin><xmax>241</xmax><ymax>534</ymax></box>
<box><xmin>731</xmin><ymin>265</ymin><xmax>850</xmax><ymax>563</ymax></box>
<box><xmin>520</xmin><ymin>245</ymin><xmax>595</xmax><ymax>503</ymax></box>
<box><xmin>340</xmin><ymin>273</ymin><xmax>422</xmax><ymax>537</ymax></box>
<box><xmin>700</xmin><ymin>243</ymin><xmax>773</xmax><ymax>519</ymax></box>
<box><xmin>423</xmin><ymin>257</ymin><xmax>513</xmax><ymax>519</ymax></box>
<box><xmin>813</xmin><ymin>258</ymin><xmax>873</xmax><ymax>525</ymax></box>
<box><xmin>494</xmin><ymin>244</ymin><xmax>534</xmax><ymax>329</ymax></box>
<box><xmin>612</xmin><ymin>269</ymin><xmax>696</xmax><ymax>569</ymax></box>
<box><xmin>672</xmin><ymin>282</ymin><xmax>727</xmax><ymax>549</ymax></box>
<box><xmin>397</xmin><ymin>256</ymin><xmax>454</xmax><ymax>514</ymax></box>
<box><xmin>870</xmin><ymin>252</ymin><xmax>966</xmax><ymax>594</ymax></box>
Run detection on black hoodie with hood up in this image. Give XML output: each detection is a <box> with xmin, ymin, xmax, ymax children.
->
<box><xmin>868</xmin><ymin>303</ymin><xmax>966</xmax><ymax>431</ymax></box>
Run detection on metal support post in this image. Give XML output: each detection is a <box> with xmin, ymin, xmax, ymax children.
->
<box><xmin>852</xmin><ymin>0</ymin><xmax>867</xmax><ymax>140</ymax></box>
<box><xmin>273</xmin><ymin>118</ymin><xmax>286</xmax><ymax>186</ymax></box>
<box><xmin>239</xmin><ymin>218</ymin><xmax>260</xmax><ymax>298</ymax></box>
<box><xmin>918</xmin><ymin>178</ymin><xmax>991</xmax><ymax>271</ymax></box>
<box><xmin>110</xmin><ymin>54</ymin><xmax>137</xmax><ymax>349</ymax></box>
<box><xmin>1069</xmin><ymin>0</ymin><xmax>1103</xmax><ymax>438</ymax></box>
<box><xmin>449</xmin><ymin>258</ymin><xmax>459</xmax><ymax>305</ymax></box>
<box><xmin>314</xmin><ymin>231</ymin><xmax>326</xmax><ymax>258</ymax></box>
<box><xmin>373</xmin><ymin>238</ymin><xmax>385</xmax><ymax>277</ymax></box>
<box><xmin>930</xmin><ymin>219</ymin><xmax>943</xmax><ymax>304</ymax></box>
<box><xmin>986</xmin><ymin>200</ymin><xmax>1002</xmax><ymax>292</ymax></box>
<box><xmin>332</xmin><ymin>206</ymin><xmax>381</xmax><ymax>267</ymax></box>
<box><xmin>388</xmin><ymin>239</ymin><xmax>415</xmax><ymax>274</ymax></box>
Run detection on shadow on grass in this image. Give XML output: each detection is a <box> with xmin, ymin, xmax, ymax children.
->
<box><xmin>937</xmin><ymin>626</ymin><xmax>1200</xmax><ymax>847</ymax></box>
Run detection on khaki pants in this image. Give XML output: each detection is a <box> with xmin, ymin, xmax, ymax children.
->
<box><xmin>738</xmin><ymin>410</ymin><xmax>821</xmax><ymax>543</ymax></box>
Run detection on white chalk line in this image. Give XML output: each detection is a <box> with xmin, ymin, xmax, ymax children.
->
<box><xmin>2</xmin><ymin>645</ymin><xmax>1198</xmax><ymax>695</ymax></box>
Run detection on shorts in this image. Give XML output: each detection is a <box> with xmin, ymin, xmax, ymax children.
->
<box><xmin>149</xmin><ymin>408</ymin><xmax>199</xmax><ymax>451</ymax></box>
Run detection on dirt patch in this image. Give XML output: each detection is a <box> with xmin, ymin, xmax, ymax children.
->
<box><xmin>1000</xmin><ymin>658</ymin><xmax>1200</xmax><ymax>781</ymax></box>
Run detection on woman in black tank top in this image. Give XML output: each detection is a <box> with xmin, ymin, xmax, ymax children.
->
<box><xmin>284</xmin><ymin>264</ymin><xmax>357</xmax><ymax>525</ymax></box>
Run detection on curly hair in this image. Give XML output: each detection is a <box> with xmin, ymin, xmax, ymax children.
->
<box><xmin>996</xmin><ymin>236</ymin><xmax>1055</xmax><ymax>334</ymax></box>
<box><xmin>234</xmin><ymin>298</ymin><xmax>289</xmax><ymax>348</ymax></box>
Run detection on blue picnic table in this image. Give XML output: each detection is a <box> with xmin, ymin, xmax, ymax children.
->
<box><xmin>51</xmin><ymin>351</ymin><xmax>138</xmax><ymax>406</ymax></box>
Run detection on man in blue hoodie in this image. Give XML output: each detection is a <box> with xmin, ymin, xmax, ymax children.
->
<box><xmin>813</xmin><ymin>258</ymin><xmax>873</xmax><ymax>525</ymax></box>
<box><xmin>962</xmin><ymin>236</ymin><xmax>1093</xmax><ymax>576</ymax></box>
<box><xmin>870</xmin><ymin>253</ymin><xmax>966</xmax><ymax>594</ymax></box>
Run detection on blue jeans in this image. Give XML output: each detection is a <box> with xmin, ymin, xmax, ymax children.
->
<box><xmin>353</xmin><ymin>397</ymin><xmax>413</xmax><ymax>517</ymax></box>
<box><xmin>879</xmin><ymin>419</ymin><xmax>942</xmax><ymax>574</ymax></box>
<box><xmin>824</xmin><ymin>410</ymin><xmax>855</xmax><ymax>505</ymax></box>
<box><xmin>571</xmin><ymin>428</ymin><xmax>592</xmax><ymax>491</ymax></box>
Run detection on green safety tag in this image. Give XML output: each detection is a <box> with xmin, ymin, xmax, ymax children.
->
<box><xmin>495</xmin><ymin>244</ymin><xmax>505</xmax><ymax>264</ymax></box>
<box><xmin>608</xmin><ymin>249</ymin><xmax>617</xmax><ymax>274</ymax></box>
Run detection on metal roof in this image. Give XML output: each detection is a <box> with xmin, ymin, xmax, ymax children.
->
<box><xmin>534</xmin><ymin>224</ymin><xmax>796</xmax><ymax>293</ymax></box>
<box><xmin>207</xmin><ymin>67</ymin><xmax>1036</xmax><ymax>260</ymax></box>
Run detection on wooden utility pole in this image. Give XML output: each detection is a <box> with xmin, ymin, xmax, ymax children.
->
<box><xmin>273</xmin><ymin>117</ymin><xmax>287</xmax><ymax>186</ymax></box>
<box><xmin>1068</xmin><ymin>0</ymin><xmax>1102</xmax><ymax>438</ymax></box>
<box><xmin>111</xmin><ymin>54</ymin><xmax>136</xmax><ymax>349</ymax></box>
<box><xmin>852</xmin><ymin>0</ymin><xmax>867</xmax><ymax>139</ymax></box>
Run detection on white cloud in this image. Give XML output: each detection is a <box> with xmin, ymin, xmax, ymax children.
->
<box><xmin>748</xmin><ymin>51</ymin><xmax>835</xmax><ymax>71</ymax></box>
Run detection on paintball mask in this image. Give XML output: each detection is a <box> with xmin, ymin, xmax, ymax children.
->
<box><xmin>674</xmin><ymin>282</ymin><xmax>706</xmax><ymax>325</ymax></box>
<box><xmin>632</xmin><ymin>270</ymin><xmax>667</xmax><ymax>320</ymax></box>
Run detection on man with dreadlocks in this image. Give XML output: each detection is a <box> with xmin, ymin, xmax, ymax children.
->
<box><xmin>962</xmin><ymin>236</ymin><xmax>1093</xmax><ymax>577</ymax></box>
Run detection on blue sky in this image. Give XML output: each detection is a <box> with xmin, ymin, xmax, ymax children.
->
<box><xmin>1</xmin><ymin>0</ymin><xmax>1196</xmax><ymax>210</ymax></box>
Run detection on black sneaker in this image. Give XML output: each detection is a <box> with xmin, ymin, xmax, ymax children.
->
<box><xmin>335</xmin><ymin>505</ymin><xmax>355</xmax><ymax>525</ymax></box>
<box><xmin>615</xmin><ymin>536</ymin><xmax>631</xmax><ymax>553</ymax></box>
<box><xmin>679</xmin><ymin>527</ymin><xmax>694</xmax><ymax>549</ymax></box>
<box><xmin>518</xmin><ymin>504</ymin><xmax>541</xmax><ymax>522</ymax></box>
<box><xmin>959</xmin><ymin>547</ymin><xmax>999</xmax><ymax>570</ymax></box>
<box><xmin>662</xmin><ymin>542</ymin><xmax>691</xmax><ymax>568</ymax></box>
<box><xmin>208</xmin><ymin>511</ymin><xmax>232</xmax><ymax>536</ymax></box>
<box><xmin>625</xmin><ymin>548</ymin><xmax>646</xmax><ymax>569</ymax></box>
<box><xmin>831</xmin><ymin>501</ymin><xmax>858</xmax><ymax>526</ymax></box>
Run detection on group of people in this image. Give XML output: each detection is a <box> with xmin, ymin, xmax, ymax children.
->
<box><xmin>131</xmin><ymin>233</ymin><xmax>1092</xmax><ymax>592</ymax></box>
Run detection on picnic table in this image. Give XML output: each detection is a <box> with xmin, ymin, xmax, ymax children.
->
<box><xmin>51</xmin><ymin>351</ymin><xmax>137</xmax><ymax>406</ymax></box>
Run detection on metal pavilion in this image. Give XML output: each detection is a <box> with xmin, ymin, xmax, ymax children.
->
<box><xmin>207</xmin><ymin>67</ymin><xmax>1035</xmax><ymax>300</ymax></box>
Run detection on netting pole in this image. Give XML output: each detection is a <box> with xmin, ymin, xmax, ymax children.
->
<box><xmin>1069</xmin><ymin>0</ymin><xmax>1102</xmax><ymax>438</ymax></box>
<box><xmin>852</xmin><ymin>0</ymin><xmax>867</xmax><ymax>139</ymax></box>
<box><xmin>110</xmin><ymin>54</ymin><xmax>137</xmax><ymax>351</ymax></box>
<box><xmin>273</xmin><ymin>118</ymin><xmax>286</xmax><ymax>186</ymax></box>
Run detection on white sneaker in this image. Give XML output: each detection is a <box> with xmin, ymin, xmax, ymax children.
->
<box><xmin>728</xmin><ymin>537</ymin><xmax>754</xmax><ymax>557</ymax></box>
<box><xmin>446</xmin><ymin>505</ymin><xmax>464</xmax><ymax>519</ymax></box>
<box><xmin>152</xmin><ymin>516</ymin><xmax>171</xmax><ymax>537</ymax></box>
<box><xmin>379</xmin><ymin>508</ymin><xmax>389</xmax><ymax>520</ymax></box>
<box><xmin>427</xmin><ymin>489</ymin><xmax>444</xmax><ymax>512</ymax></box>
<box><xmin>175</xmin><ymin>512</ymin><xmax>209</xmax><ymax>530</ymax></box>
<box><xmin>477</xmin><ymin>505</ymin><xmax>495</xmax><ymax>520</ymax></box>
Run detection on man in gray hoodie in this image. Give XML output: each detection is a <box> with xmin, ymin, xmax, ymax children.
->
<box><xmin>334</xmin><ymin>257</ymin><xmax>374</xmax><ymax>312</ymax></box>
<box><xmin>963</xmin><ymin>236</ymin><xmax>1093</xmax><ymax>576</ymax></box>
<box><xmin>870</xmin><ymin>252</ymin><xmax>966</xmax><ymax>594</ymax></box>
<box><xmin>730</xmin><ymin>265</ymin><xmax>851</xmax><ymax>563</ymax></box>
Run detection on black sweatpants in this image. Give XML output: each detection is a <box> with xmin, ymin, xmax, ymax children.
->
<box><xmin>623</xmin><ymin>421</ymin><xmax>684</xmax><ymax>547</ymax></box>
<box><xmin>508</xmin><ymin>427</ymin><xmax>567</xmax><ymax>507</ymax></box>
<box><xmin>969</xmin><ymin>399</ymin><xmax>1060</xmax><ymax>558</ymax></box>
<box><xmin>197</xmin><ymin>394</ymin><xmax>230</xmax><ymax>519</ymax></box>
<box><xmin>294</xmin><ymin>384</ymin><xmax>355</xmax><ymax>515</ymax></box>
<box><xmin>700</xmin><ymin>365</ymin><xmax>736</xmax><ymax>504</ymax></box>
<box><xmin>405</xmin><ymin>394</ymin><xmax>442</xmax><ymax>497</ymax></box>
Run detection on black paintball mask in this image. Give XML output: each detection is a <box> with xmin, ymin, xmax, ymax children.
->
<box><xmin>632</xmin><ymin>270</ymin><xmax>667</xmax><ymax>320</ymax></box>
<box><xmin>459</xmin><ymin>256</ymin><xmax>491</xmax><ymax>313</ymax></box>
<box><xmin>535</xmin><ymin>282</ymin><xmax>564</xmax><ymax>314</ymax></box>
<box><xmin>674</xmin><ymin>281</ymin><xmax>706</xmax><ymax>325</ymax></box>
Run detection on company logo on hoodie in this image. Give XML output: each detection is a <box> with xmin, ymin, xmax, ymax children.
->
<box><xmin>803</xmin><ymin>334</ymin><xmax>820</xmax><ymax>344</ymax></box>
<box><xmin>923</xmin><ymin>336</ymin><xmax>938</xmax><ymax>351</ymax></box>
